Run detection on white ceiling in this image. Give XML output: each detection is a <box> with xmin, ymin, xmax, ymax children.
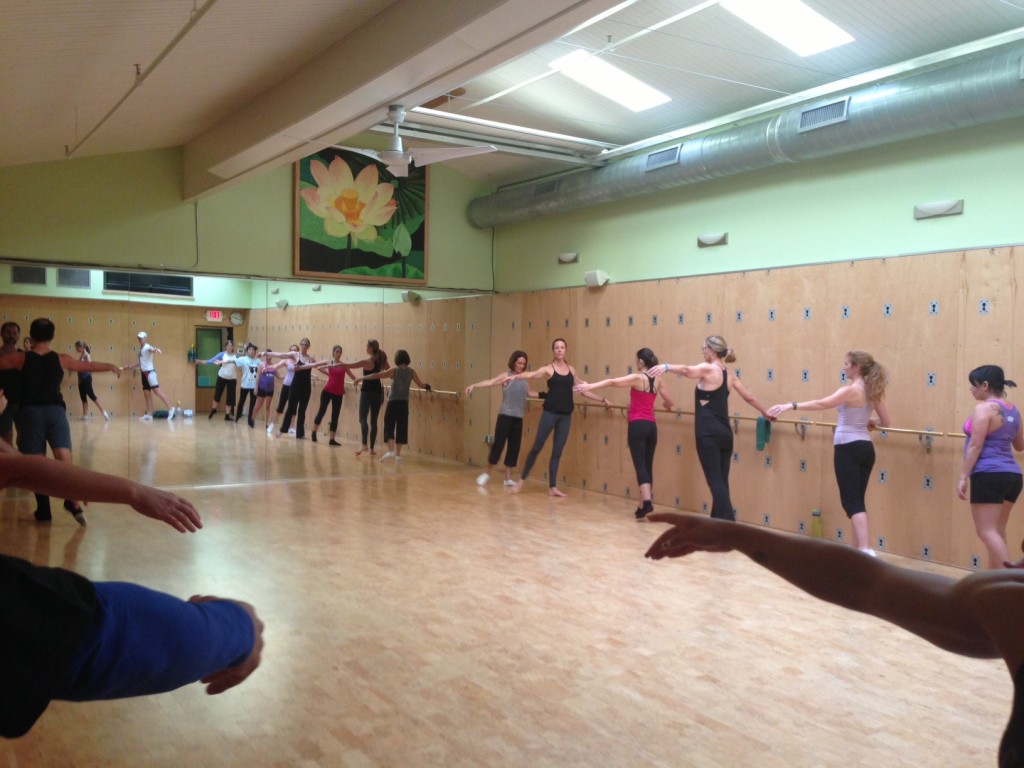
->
<box><xmin>3</xmin><ymin>0</ymin><xmax>1023</xmax><ymax>196</ymax></box>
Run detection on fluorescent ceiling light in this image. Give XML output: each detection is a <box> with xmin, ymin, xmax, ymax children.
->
<box><xmin>551</xmin><ymin>50</ymin><xmax>670</xmax><ymax>112</ymax></box>
<box><xmin>722</xmin><ymin>0</ymin><xmax>854</xmax><ymax>57</ymax></box>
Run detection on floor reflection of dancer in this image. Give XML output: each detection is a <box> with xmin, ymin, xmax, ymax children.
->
<box><xmin>464</xmin><ymin>350</ymin><xmax>540</xmax><ymax>488</ymax></box>
<box><xmin>575</xmin><ymin>347</ymin><xmax>675</xmax><ymax>519</ymax></box>
<box><xmin>0</xmin><ymin>318</ymin><xmax>120</xmax><ymax>524</ymax></box>
<box><xmin>509</xmin><ymin>338</ymin><xmax>608</xmax><ymax>497</ymax></box>
<box><xmin>654</xmin><ymin>335</ymin><xmax>771</xmax><ymax>521</ymax></box>
<box><xmin>74</xmin><ymin>341</ymin><xmax>111</xmax><ymax>420</ymax></box>
<box><xmin>768</xmin><ymin>349</ymin><xmax>891</xmax><ymax>554</ymax></box>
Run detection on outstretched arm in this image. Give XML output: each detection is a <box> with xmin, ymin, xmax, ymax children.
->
<box><xmin>59</xmin><ymin>354</ymin><xmax>120</xmax><ymax>377</ymax></box>
<box><xmin>361</xmin><ymin>368</ymin><xmax>395</xmax><ymax>383</ymax></box>
<box><xmin>767</xmin><ymin>385</ymin><xmax>855</xmax><ymax>419</ymax></box>
<box><xmin>644</xmin><ymin>513</ymin><xmax>1013</xmax><ymax>661</ymax></box>
<box><xmin>652</xmin><ymin>361</ymin><xmax>713</xmax><ymax>380</ymax></box>
<box><xmin>0</xmin><ymin>452</ymin><xmax>202</xmax><ymax>533</ymax></box>
<box><xmin>573</xmin><ymin>373</ymin><xmax>641</xmax><ymax>393</ymax></box>
<box><xmin>730</xmin><ymin>375</ymin><xmax>770</xmax><ymax>418</ymax></box>
<box><xmin>465</xmin><ymin>370</ymin><xmax>514</xmax><ymax>395</ymax></box>
<box><xmin>410</xmin><ymin>369</ymin><xmax>431</xmax><ymax>391</ymax></box>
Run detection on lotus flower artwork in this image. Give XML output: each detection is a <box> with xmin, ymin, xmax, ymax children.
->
<box><xmin>295</xmin><ymin>150</ymin><xmax>427</xmax><ymax>283</ymax></box>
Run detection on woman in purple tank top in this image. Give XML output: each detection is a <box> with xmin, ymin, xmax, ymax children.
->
<box><xmin>959</xmin><ymin>365</ymin><xmax>1024</xmax><ymax>568</ymax></box>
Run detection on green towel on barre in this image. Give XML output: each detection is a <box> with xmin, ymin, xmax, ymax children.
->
<box><xmin>756</xmin><ymin>416</ymin><xmax>771</xmax><ymax>451</ymax></box>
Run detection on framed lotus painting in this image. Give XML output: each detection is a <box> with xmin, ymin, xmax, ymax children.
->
<box><xmin>293</xmin><ymin>148</ymin><xmax>427</xmax><ymax>284</ymax></box>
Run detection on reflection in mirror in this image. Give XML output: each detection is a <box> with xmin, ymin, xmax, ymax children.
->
<box><xmin>1</xmin><ymin>264</ymin><xmax>491</xmax><ymax>497</ymax></box>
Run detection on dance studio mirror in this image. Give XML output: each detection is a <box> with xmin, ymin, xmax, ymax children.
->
<box><xmin>0</xmin><ymin>264</ymin><xmax>492</xmax><ymax>486</ymax></box>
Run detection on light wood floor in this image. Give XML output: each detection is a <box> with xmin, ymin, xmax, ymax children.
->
<box><xmin>0</xmin><ymin>416</ymin><xmax>1011</xmax><ymax>767</ymax></box>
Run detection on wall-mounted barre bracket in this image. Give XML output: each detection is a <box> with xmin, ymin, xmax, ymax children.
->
<box><xmin>918</xmin><ymin>432</ymin><xmax>935</xmax><ymax>454</ymax></box>
<box><xmin>794</xmin><ymin>422</ymin><xmax>808</xmax><ymax>441</ymax></box>
<box><xmin>732</xmin><ymin>417</ymin><xmax>740</xmax><ymax>435</ymax></box>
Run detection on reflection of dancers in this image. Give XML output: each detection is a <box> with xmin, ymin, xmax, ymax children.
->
<box><xmin>268</xmin><ymin>344</ymin><xmax>299</xmax><ymax>434</ymax></box>
<box><xmin>465</xmin><ymin>350</ymin><xmax>540</xmax><ymax>487</ymax></box>
<box><xmin>644</xmin><ymin>512</ymin><xmax>1024</xmax><ymax>768</ymax></box>
<box><xmin>768</xmin><ymin>350</ymin><xmax>890</xmax><ymax>553</ymax></box>
<box><xmin>0</xmin><ymin>449</ymin><xmax>263</xmax><ymax>737</ymax></box>
<box><xmin>251</xmin><ymin>351</ymin><xmax>286</xmax><ymax>430</ymax></box>
<box><xmin>655</xmin><ymin>335</ymin><xmax>771</xmax><ymax>521</ymax></box>
<box><xmin>198</xmin><ymin>340</ymin><xmax>238</xmax><ymax>421</ymax></box>
<box><xmin>234</xmin><ymin>343</ymin><xmax>261</xmax><ymax>426</ymax></box>
<box><xmin>124</xmin><ymin>331</ymin><xmax>175</xmax><ymax>421</ymax></box>
<box><xmin>0</xmin><ymin>321</ymin><xmax>22</xmax><ymax>447</ymax></box>
<box><xmin>309</xmin><ymin>345</ymin><xmax>359</xmax><ymax>445</ymax></box>
<box><xmin>359</xmin><ymin>349</ymin><xmax>430</xmax><ymax>462</ymax></box>
<box><xmin>957</xmin><ymin>365</ymin><xmax>1024</xmax><ymax>568</ymax></box>
<box><xmin>74</xmin><ymin>341</ymin><xmax>111</xmax><ymax>420</ymax></box>
<box><xmin>270</xmin><ymin>339</ymin><xmax>316</xmax><ymax>439</ymax></box>
<box><xmin>0</xmin><ymin>318</ymin><xmax>120</xmax><ymax>524</ymax></box>
<box><xmin>510</xmin><ymin>339</ymin><xmax>608</xmax><ymax>497</ymax></box>
<box><xmin>355</xmin><ymin>340</ymin><xmax>390</xmax><ymax>456</ymax></box>
<box><xmin>575</xmin><ymin>348</ymin><xmax>674</xmax><ymax>519</ymax></box>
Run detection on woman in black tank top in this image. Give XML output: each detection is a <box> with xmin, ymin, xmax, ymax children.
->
<box><xmin>507</xmin><ymin>338</ymin><xmax>608</xmax><ymax>497</ymax></box>
<box><xmin>654</xmin><ymin>335</ymin><xmax>771</xmax><ymax>521</ymax></box>
<box><xmin>647</xmin><ymin>513</ymin><xmax>1024</xmax><ymax>767</ymax></box>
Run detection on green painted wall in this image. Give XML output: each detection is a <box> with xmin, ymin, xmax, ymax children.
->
<box><xmin>0</xmin><ymin>149</ymin><xmax>495</xmax><ymax>290</ymax></box>
<box><xmin>492</xmin><ymin>117</ymin><xmax>1024</xmax><ymax>292</ymax></box>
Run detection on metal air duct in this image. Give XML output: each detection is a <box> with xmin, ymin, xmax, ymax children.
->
<box><xmin>467</xmin><ymin>46</ymin><xmax>1024</xmax><ymax>228</ymax></box>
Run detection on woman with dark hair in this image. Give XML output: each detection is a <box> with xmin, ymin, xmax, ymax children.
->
<box><xmin>0</xmin><ymin>318</ymin><xmax>119</xmax><ymax>523</ymax></box>
<box><xmin>465</xmin><ymin>350</ymin><xmax>540</xmax><ymax>487</ymax></box>
<box><xmin>768</xmin><ymin>349</ymin><xmax>891</xmax><ymax>554</ymax></box>
<box><xmin>309</xmin><ymin>345</ymin><xmax>359</xmax><ymax>446</ymax></box>
<box><xmin>74</xmin><ymin>341</ymin><xmax>111</xmax><ymax>420</ymax></box>
<box><xmin>656</xmin><ymin>335</ymin><xmax>772</xmax><ymax>522</ymax></box>
<box><xmin>958</xmin><ymin>365</ymin><xmax>1024</xmax><ymax>568</ymax></box>
<box><xmin>509</xmin><ymin>338</ymin><xmax>608</xmax><ymax>497</ymax></box>
<box><xmin>359</xmin><ymin>349</ymin><xmax>429</xmax><ymax>461</ymax></box>
<box><xmin>267</xmin><ymin>343</ymin><xmax>299</xmax><ymax>434</ymax></box>
<box><xmin>355</xmin><ymin>340</ymin><xmax>390</xmax><ymax>456</ymax></box>
<box><xmin>575</xmin><ymin>347</ymin><xmax>675</xmax><ymax>519</ymax></box>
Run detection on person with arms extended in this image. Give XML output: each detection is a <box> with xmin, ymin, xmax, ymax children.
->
<box><xmin>0</xmin><ymin>441</ymin><xmax>263</xmax><ymax>738</ymax></box>
<box><xmin>644</xmin><ymin>512</ymin><xmax>1024</xmax><ymax>768</ymax></box>
<box><xmin>654</xmin><ymin>335</ymin><xmax>771</xmax><ymax>521</ymax></box>
<box><xmin>123</xmin><ymin>330</ymin><xmax>176</xmax><ymax>421</ymax></box>
<box><xmin>575</xmin><ymin>347</ymin><xmax>674</xmax><ymax>519</ymax></box>
<box><xmin>768</xmin><ymin>349</ymin><xmax>891</xmax><ymax>554</ymax></box>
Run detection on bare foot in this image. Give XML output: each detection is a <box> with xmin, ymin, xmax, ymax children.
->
<box><xmin>355</xmin><ymin>446</ymin><xmax>367</xmax><ymax>456</ymax></box>
<box><xmin>510</xmin><ymin>480</ymin><xmax>524</xmax><ymax>494</ymax></box>
<box><xmin>370</xmin><ymin>449</ymin><xmax>377</xmax><ymax>456</ymax></box>
<box><xmin>548</xmin><ymin>487</ymin><xmax>567</xmax><ymax>498</ymax></box>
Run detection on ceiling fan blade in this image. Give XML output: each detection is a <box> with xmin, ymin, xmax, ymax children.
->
<box><xmin>335</xmin><ymin>146</ymin><xmax>384</xmax><ymax>163</ymax></box>
<box><xmin>386</xmin><ymin>163</ymin><xmax>409</xmax><ymax>178</ymax></box>
<box><xmin>408</xmin><ymin>145</ymin><xmax>497</xmax><ymax>166</ymax></box>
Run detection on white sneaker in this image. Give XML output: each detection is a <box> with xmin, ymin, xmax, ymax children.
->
<box><xmin>380</xmin><ymin>451</ymin><xmax>395</xmax><ymax>462</ymax></box>
<box><xmin>503</xmin><ymin>479</ymin><xmax>517</xmax><ymax>487</ymax></box>
<box><xmin>266</xmin><ymin>424</ymin><xmax>274</xmax><ymax>434</ymax></box>
<box><xmin>80</xmin><ymin>415</ymin><xmax>89</xmax><ymax>421</ymax></box>
<box><xmin>288</xmin><ymin>428</ymin><xmax>296</xmax><ymax>435</ymax></box>
<box><xmin>139</xmin><ymin>414</ymin><xmax>153</xmax><ymax>421</ymax></box>
<box><xmin>168</xmin><ymin>407</ymin><xmax>176</xmax><ymax>420</ymax></box>
<box><xmin>859</xmin><ymin>548</ymin><xmax>878</xmax><ymax>557</ymax></box>
<box><xmin>394</xmin><ymin>455</ymin><xmax>402</xmax><ymax>462</ymax></box>
<box><xmin>476</xmin><ymin>472</ymin><xmax>490</xmax><ymax>486</ymax></box>
<box><xmin>103</xmin><ymin>411</ymin><xmax>111</xmax><ymax>421</ymax></box>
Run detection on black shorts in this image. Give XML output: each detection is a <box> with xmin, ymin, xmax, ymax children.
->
<box><xmin>969</xmin><ymin>471</ymin><xmax>1023</xmax><ymax>505</ymax></box>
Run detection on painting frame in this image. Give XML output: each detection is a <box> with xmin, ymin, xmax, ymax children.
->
<box><xmin>293</xmin><ymin>148</ymin><xmax>428</xmax><ymax>285</ymax></box>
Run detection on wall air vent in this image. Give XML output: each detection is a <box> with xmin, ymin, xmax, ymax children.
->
<box><xmin>57</xmin><ymin>268</ymin><xmax>90</xmax><ymax>288</ymax></box>
<box><xmin>103</xmin><ymin>271</ymin><xmax>193</xmax><ymax>297</ymax></box>
<box><xmin>646</xmin><ymin>145</ymin><xmax>680</xmax><ymax>171</ymax></box>
<box><xmin>534</xmin><ymin>180</ymin><xmax>558</xmax><ymax>196</ymax></box>
<box><xmin>798</xmin><ymin>97</ymin><xmax>850</xmax><ymax>133</ymax></box>
<box><xmin>11</xmin><ymin>266</ymin><xmax>46</xmax><ymax>285</ymax></box>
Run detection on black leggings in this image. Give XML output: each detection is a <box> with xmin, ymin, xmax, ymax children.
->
<box><xmin>280</xmin><ymin>384</ymin><xmax>311</xmax><ymax>438</ymax></box>
<box><xmin>488</xmin><ymin>414</ymin><xmax>523</xmax><ymax>467</ymax></box>
<box><xmin>696</xmin><ymin>423</ymin><xmax>734</xmax><ymax>521</ymax></box>
<box><xmin>359</xmin><ymin>389</ymin><xmax>384</xmax><ymax>449</ymax></box>
<box><xmin>77</xmin><ymin>378</ymin><xmax>98</xmax><ymax>404</ymax></box>
<box><xmin>833</xmin><ymin>440</ymin><xmax>875</xmax><ymax>517</ymax></box>
<box><xmin>237</xmin><ymin>388</ymin><xmax>256</xmax><ymax>419</ymax></box>
<box><xmin>275</xmin><ymin>384</ymin><xmax>292</xmax><ymax>414</ymax></box>
<box><xmin>521</xmin><ymin>410</ymin><xmax>572</xmax><ymax>488</ymax></box>
<box><xmin>213</xmin><ymin>377</ymin><xmax>237</xmax><ymax>410</ymax></box>
<box><xmin>627</xmin><ymin>420</ymin><xmax>657</xmax><ymax>486</ymax></box>
<box><xmin>314</xmin><ymin>391</ymin><xmax>344</xmax><ymax>432</ymax></box>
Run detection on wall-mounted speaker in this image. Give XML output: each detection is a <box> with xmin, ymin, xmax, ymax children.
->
<box><xmin>584</xmin><ymin>269</ymin><xmax>609</xmax><ymax>287</ymax></box>
<box><xmin>558</xmin><ymin>252</ymin><xmax>579</xmax><ymax>264</ymax></box>
<box><xmin>914</xmin><ymin>199</ymin><xmax>964</xmax><ymax>220</ymax></box>
<box><xmin>401</xmin><ymin>290</ymin><xmax>422</xmax><ymax>303</ymax></box>
<box><xmin>275</xmin><ymin>299</ymin><xmax>288</xmax><ymax>309</ymax></box>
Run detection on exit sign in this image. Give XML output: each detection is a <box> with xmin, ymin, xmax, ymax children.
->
<box><xmin>204</xmin><ymin>309</ymin><xmax>223</xmax><ymax>322</ymax></box>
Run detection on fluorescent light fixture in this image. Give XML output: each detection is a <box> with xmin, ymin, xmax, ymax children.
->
<box><xmin>721</xmin><ymin>0</ymin><xmax>854</xmax><ymax>57</ymax></box>
<box><xmin>551</xmin><ymin>50</ymin><xmax>670</xmax><ymax>112</ymax></box>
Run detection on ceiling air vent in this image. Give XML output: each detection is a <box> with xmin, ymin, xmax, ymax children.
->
<box><xmin>646</xmin><ymin>145</ymin><xmax>680</xmax><ymax>171</ymax></box>
<box><xmin>534</xmin><ymin>180</ymin><xmax>558</xmax><ymax>196</ymax></box>
<box><xmin>798</xmin><ymin>97</ymin><xmax>850</xmax><ymax>133</ymax></box>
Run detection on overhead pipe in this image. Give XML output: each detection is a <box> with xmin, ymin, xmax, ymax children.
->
<box><xmin>466</xmin><ymin>46</ymin><xmax>1024</xmax><ymax>228</ymax></box>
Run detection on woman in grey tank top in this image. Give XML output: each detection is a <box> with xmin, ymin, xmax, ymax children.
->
<box><xmin>465</xmin><ymin>350</ymin><xmax>541</xmax><ymax>487</ymax></box>
<box><xmin>358</xmin><ymin>349</ymin><xmax>430</xmax><ymax>462</ymax></box>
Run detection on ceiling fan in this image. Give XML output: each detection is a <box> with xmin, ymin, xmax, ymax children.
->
<box><xmin>333</xmin><ymin>104</ymin><xmax>496</xmax><ymax>177</ymax></box>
